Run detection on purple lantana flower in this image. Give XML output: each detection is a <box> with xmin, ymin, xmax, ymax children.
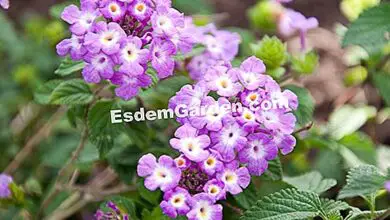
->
<box><xmin>61</xmin><ymin>4</ymin><xmax>100</xmax><ymax>36</ymax></box>
<box><xmin>203</xmin><ymin>179</ymin><xmax>226</xmax><ymax>201</ymax></box>
<box><xmin>160</xmin><ymin>187</ymin><xmax>192</xmax><ymax>218</ymax></box>
<box><xmin>100</xmin><ymin>0</ymin><xmax>126</xmax><ymax>21</ymax></box>
<box><xmin>187</xmin><ymin>193</ymin><xmax>223</xmax><ymax>220</ymax></box>
<box><xmin>235</xmin><ymin>56</ymin><xmax>267</xmax><ymax>90</ymax></box>
<box><xmin>137</xmin><ymin>154</ymin><xmax>181</xmax><ymax>192</ymax></box>
<box><xmin>256</xmin><ymin>109</ymin><xmax>296</xmax><ymax>134</ymax></box>
<box><xmin>210</xmin><ymin>117</ymin><xmax>248</xmax><ymax>162</ymax></box>
<box><xmin>110</xmin><ymin>71</ymin><xmax>152</xmax><ymax>100</ymax></box>
<box><xmin>203</xmin><ymin>30</ymin><xmax>241</xmax><ymax>61</ymax></box>
<box><xmin>189</xmin><ymin>97</ymin><xmax>231</xmax><ymax>132</ymax></box>
<box><xmin>187</xmin><ymin>54</ymin><xmax>218</xmax><ymax>81</ymax></box>
<box><xmin>129</xmin><ymin>0</ymin><xmax>153</xmax><ymax>22</ymax></box>
<box><xmin>204</xmin><ymin>64</ymin><xmax>242</xmax><ymax>97</ymax></box>
<box><xmin>82</xmin><ymin>53</ymin><xmax>116</xmax><ymax>83</ymax></box>
<box><xmin>174</xmin><ymin>155</ymin><xmax>191</xmax><ymax>170</ymax></box>
<box><xmin>117</xmin><ymin>36</ymin><xmax>150</xmax><ymax>74</ymax></box>
<box><xmin>56</xmin><ymin>35</ymin><xmax>88</xmax><ymax>60</ymax></box>
<box><xmin>217</xmin><ymin>161</ymin><xmax>250</xmax><ymax>195</ymax></box>
<box><xmin>170</xmin><ymin>123</ymin><xmax>210</xmax><ymax>162</ymax></box>
<box><xmin>84</xmin><ymin>22</ymin><xmax>126</xmax><ymax>55</ymax></box>
<box><xmin>199</xmin><ymin>150</ymin><xmax>224</xmax><ymax>176</ymax></box>
<box><xmin>95</xmin><ymin>201</ymin><xmax>130</xmax><ymax>220</ymax></box>
<box><xmin>273</xmin><ymin>133</ymin><xmax>296</xmax><ymax>155</ymax></box>
<box><xmin>0</xmin><ymin>174</ymin><xmax>13</xmax><ymax>198</ymax></box>
<box><xmin>0</xmin><ymin>0</ymin><xmax>9</xmax><ymax>9</ymax></box>
<box><xmin>238</xmin><ymin>133</ymin><xmax>278</xmax><ymax>176</ymax></box>
<box><xmin>151</xmin><ymin>6</ymin><xmax>184</xmax><ymax>38</ymax></box>
<box><xmin>150</xmin><ymin>39</ymin><xmax>176</xmax><ymax>79</ymax></box>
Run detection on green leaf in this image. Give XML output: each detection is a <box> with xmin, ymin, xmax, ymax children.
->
<box><xmin>339</xmin><ymin>132</ymin><xmax>376</xmax><ymax>164</ymax></box>
<box><xmin>291</xmin><ymin>51</ymin><xmax>319</xmax><ymax>75</ymax></box>
<box><xmin>241</xmin><ymin>188</ymin><xmax>324</xmax><ymax>220</ymax></box>
<box><xmin>284</xmin><ymin>171</ymin><xmax>337</xmax><ymax>194</ymax></box>
<box><xmin>342</xmin><ymin>3</ymin><xmax>390</xmax><ymax>55</ymax></box>
<box><xmin>54</xmin><ymin>57</ymin><xmax>85</xmax><ymax>76</ymax></box>
<box><xmin>125</xmin><ymin>120</ymin><xmax>154</xmax><ymax>150</ymax></box>
<box><xmin>50</xmin><ymin>79</ymin><xmax>94</xmax><ymax>105</ymax></box>
<box><xmin>262</xmin><ymin>157</ymin><xmax>283</xmax><ymax>181</ymax></box>
<box><xmin>107</xmin><ymin>145</ymin><xmax>142</xmax><ymax>184</ymax></box>
<box><xmin>234</xmin><ymin>182</ymin><xmax>258</xmax><ymax>209</ymax></box>
<box><xmin>137</xmin><ymin>179</ymin><xmax>161</xmax><ymax>205</ymax></box>
<box><xmin>88</xmin><ymin>101</ymin><xmax>123</xmax><ymax>157</ymax></box>
<box><xmin>283</xmin><ymin>85</ymin><xmax>315</xmax><ymax>127</ymax></box>
<box><xmin>372</xmin><ymin>72</ymin><xmax>390</xmax><ymax>107</ymax></box>
<box><xmin>338</xmin><ymin>165</ymin><xmax>388</xmax><ymax>199</ymax></box>
<box><xmin>34</xmin><ymin>80</ymin><xmax>64</xmax><ymax>104</ymax></box>
<box><xmin>141</xmin><ymin>207</ymin><xmax>170</xmax><ymax>220</ymax></box>
<box><xmin>328</xmin><ymin>105</ymin><xmax>377</xmax><ymax>140</ymax></box>
<box><xmin>320</xmin><ymin>199</ymin><xmax>350</xmax><ymax>214</ymax></box>
<box><xmin>100</xmin><ymin>196</ymin><xmax>138</xmax><ymax>220</ymax></box>
<box><xmin>345</xmin><ymin>208</ymin><xmax>387</xmax><ymax>220</ymax></box>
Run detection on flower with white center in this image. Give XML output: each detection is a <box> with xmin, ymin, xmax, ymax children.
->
<box><xmin>217</xmin><ymin>161</ymin><xmax>250</xmax><ymax>195</ymax></box>
<box><xmin>187</xmin><ymin>193</ymin><xmax>223</xmax><ymax>220</ymax></box>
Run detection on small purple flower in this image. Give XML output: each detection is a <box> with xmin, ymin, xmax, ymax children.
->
<box><xmin>240</xmin><ymin>90</ymin><xmax>262</xmax><ymax>108</ymax></box>
<box><xmin>187</xmin><ymin>193</ymin><xmax>223</xmax><ymax>220</ymax></box>
<box><xmin>236</xmin><ymin>56</ymin><xmax>267</xmax><ymax>90</ymax></box>
<box><xmin>385</xmin><ymin>181</ymin><xmax>390</xmax><ymax>192</ymax></box>
<box><xmin>0</xmin><ymin>174</ymin><xmax>13</xmax><ymax>198</ymax></box>
<box><xmin>217</xmin><ymin>161</ymin><xmax>250</xmax><ymax>195</ymax></box>
<box><xmin>187</xmin><ymin>54</ymin><xmax>218</xmax><ymax>81</ymax></box>
<box><xmin>82</xmin><ymin>53</ymin><xmax>116</xmax><ymax>83</ymax></box>
<box><xmin>199</xmin><ymin>150</ymin><xmax>224</xmax><ymax>176</ymax></box>
<box><xmin>236</xmin><ymin>107</ymin><xmax>258</xmax><ymax>132</ymax></box>
<box><xmin>150</xmin><ymin>39</ymin><xmax>176</xmax><ymax>79</ymax></box>
<box><xmin>169</xmin><ymin>82</ymin><xmax>209</xmax><ymax>111</ymax></box>
<box><xmin>273</xmin><ymin>133</ymin><xmax>296</xmax><ymax>155</ymax></box>
<box><xmin>204</xmin><ymin>30</ymin><xmax>241</xmax><ymax>61</ymax></box>
<box><xmin>204</xmin><ymin>64</ymin><xmax>242</xmax><ymax>97</ymax></box>
<box><xmin>170</xmin><ymin>123</ymin><xmax>210</xmax><ymax>162</ymax></box>
<box><xmin>152</xmin><ymin>0</ymin><xmax>171</xmax><ymax>7</ymax></box>
<box><xmin>160</xmin><ymin>187</ymin><xmax>192</xmax><ymax>218</ymax></box>
<box><xmin>151</xmin><ymin>6</ymin><xmax>184</xmax><ymax>37</ymax></box>
<box><xmin>0</xmin><ymin>0</ymin><xmax>9</xmax><ymax>9</ymax></box>
<box><xmin>61</xmin><ymin>4</ymin><xmax>100</xmax><ymax>36</ymax></box>
<box><xmin>174</xmin><ymin>155</ymin><xmax>191</xmax><ymax>170</ymax></box>
<box><xmin>129</xmin><ymin>0</ymin><xmax>153</xmax><ymax>22</ymax></box>
<box><xmin>117</xmin><ymin>36</ymin><xmax>150</xmax><ymax>74</ymax></box>
<box><xmin>100</xmin><ymin>0</ymin><xmax>126</xmax><ymax>21</ymax></box>
<box><xmin>95</xmin><ymin>201</ymin><xmax>130</xmax><ymax>220</ymax></box>
<box><xmin>110</xmin><ymin>71</ymin><xmax>152</xmax><ymax>100</ymax></box>
<box><xmin>238</xmin><ymin>133</ymin><xmax>278</xmax><ymax>176</ymax></box>
<box><xmin>56</xmin><ymin>35</ymin><xmax>88</xmax><ymax>60</ymax></box>
<box><xmin>256</xmin><ymin>109</ymin><xmax>296</xmax><ymax>134</ymax></box>
<box><xmin>203</xmin><ymin>179</ymin><xmax>226</xmax><ymax>201</ymax></box>
<box><xmin>189</xmin><ymin>97</ymin><xmax>231</xmax><ymax>132</ymax></box>
<box><xmin>137</xmin><ymin>154</ymin><xmax>181</xmax><ymax>192</ymax></box>
<box><xmin>84</xmin><ymin>22</ymin><xmax>126</xmax><ymax>55</ymax></box>
<box><xmin>278</xmin><ymin>9</ymin><xmax>319</xmax><ymax>50</ymax></box>
<box><xmin>210</xmin><ymin>117</ymin><xmax>248</xmax><ymax>162</ymax></box>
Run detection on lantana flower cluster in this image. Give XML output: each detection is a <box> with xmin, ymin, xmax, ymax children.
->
<box><xmin>57</xmin><ymin>0</ymin><xmax>200</xmax><ymax>100</ymax></box>
<box><xmin>0</xmin><ymin>173</ymin><xmax>13</xmax><ymax>198</ymax></box>
<box><xmin>137</xmin><ymin>56</ymin><xmax>298</xmax><ymax>219</ymax></box>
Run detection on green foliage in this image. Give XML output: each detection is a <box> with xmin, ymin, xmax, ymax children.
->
<box><xmin>327</xmin><ymin>105</ymin><xmax>376</xmax><ymax>140</ymax></box>
<box><xmin>283</xmin><ymin>85</ymin><xmax>315</xmax><ymax>127</ymax></box>
<box><xmin>284</xmin><ymin>171</ymin><xmax>337</xmax><ymax>194</ymax></box>
<box><xmin>49</xmin><ymin>79</ymin><xmax>94</xmax><ymax>105</ymax></box>
<box><xmin>345</xmin><ymin>208</ymin><xmax>387</xmax><ymax>220</ymax></box>
<box><xmin>54</xmin><ymin>57</ymin><xmax>85</xmax><ymax>76</ymax></box>
<box><xmin>107</xmin><ymin>145</ymin><xmax>142</xmax><ymax>184</ymax></box>
<box><xmin>100</xmin><ymin>196</ymin><xmax>138</xmax><ymax>219</ymax></box>
<box><xmin>248</xmin><ymin>1</ymin><xmax>280</xmax><ymax>32</ymax></box>
<box><xmin>372</xmin><ymin>72</ymin><xmax>390</xmax><ymax>106</ymax></box>
<box><xmin>342</xmin><ymin>3</ymin><xmax>390</xmax><ymax>55</ymax></box>
<box><xmin>34</xmin><ymin>79</ymin><xmax>64</xmax><ymax>104</ymax></box>
<box><xmin>338</xmin><ymin>165</ymin><xmax>389</xmax><ymax>199</ymax></box>
<box><xmin>234</xmin><ymin>182</ymin><xmax>259</xmax><ymax>210</ymax></box>
<box><xmin>262</xmin><ymin>157</ymin><xmax>283</xmax><ymax>181</ymax></box>
<box><xmin>137</xmin><ymin>179</ymin><xmax>161</xmax><ymax>205</ymax></box>
<box><xmin>252</xmin><ymin>36</ymin><xmax>287</xmax><ymax>70</ymax></box>
<box><xmin>291</xmin><ymin>51</ymin><xmax>319</xmax><ymax>75</ymax></box>
<box><xmin>241</xmin><ymin>188</ymin><xmax>349</xmax><ymax>220</ymax></box>
<box><xmin>344</xmin><ymin>66</ymin><xmax>368</xmax><ymax>87</ymax></box>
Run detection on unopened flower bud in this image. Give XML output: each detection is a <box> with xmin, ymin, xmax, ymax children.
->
<box><xmin>291</xmin><ymin>51</ymin><xmax>319</xmax><ymax>75</ymax></box>
<box><xmin>247</xmin><ymin>0</ymin><xmax>284</xmax><ymax>32</ymax></box>
<box><xmin>252</xmin><ymin>35</ymin><xmax>287</xmax><ymax>70</ymax></box>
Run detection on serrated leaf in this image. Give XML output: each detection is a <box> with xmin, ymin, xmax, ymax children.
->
<box><xmin>34</xmin><ymin>80</ymin><xmax>64</xmax><ymax>104</ymax></box>
<box><xmin>241</xmin><ymin>188</ymin><xmax>323</xmax><ymax>220</ymax></box>
<box><xmin>328</xmin><ymin>105</ymin><xmax>377</xmax><ymax>140</ymax></box>
<box><xmin>320</xmin><ymin>199</ymin><xmax>350</xmax><ymax>213</ymax></box>
<box><xmin>284</xmin><ymin>171</ymin><xmax>337</xmax><ymax>194</ymax></box>
<box><xmin>88</xmin><ymin>101</ymin><xmax>123</xmax><ymax>157</ymax></box>
<box><xmin>107</xmin><ymin>145</ymin><xmax>142</xmax><ymax>184</ymax></box>
<box><xmin>372</xmin><ymin>72</ymin><xmax>390</xmax><ymax>107</ymax></box>
<box><xmin>338</xmin><ymin>165</ymin><xmax>388</xmax><ymax>199</ymax></box>
<box><xmin>283</xmin><ymin>85</ymin><xmax>315</xmax><ymax>127</ymax></box>
<box><xmin>342</xmin><ymin>3</ymin><xmax>390</xmax><ymax>55</ymax></box>
<box><xmin>54</xmin><ymin>57</ymin><xmax>85</xmax><ymax>76</ymax></box>
<box><xmin>262</xmin><ymin>157</ymin><xmax>282</xmax><ymax>181</ymax></box>
<box><xmin>50</xmin><ymin>79</ymin><xmax>93</xmax><ymax>105</ymax></box>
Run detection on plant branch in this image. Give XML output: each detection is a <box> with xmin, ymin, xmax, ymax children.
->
<box><xmin>375</xmin><ymin>209</ymin><xmax>390</xmax><ymax>220</ymax></box>
<box><xmin>293</xmin><ymin>121</ymin><xmax>314</xmax><ymax>134</ymax></box>
<box><xmin>4</xmin><ymin>107</ymin><xmax>67</xmax><ymax>175</ymax></box>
